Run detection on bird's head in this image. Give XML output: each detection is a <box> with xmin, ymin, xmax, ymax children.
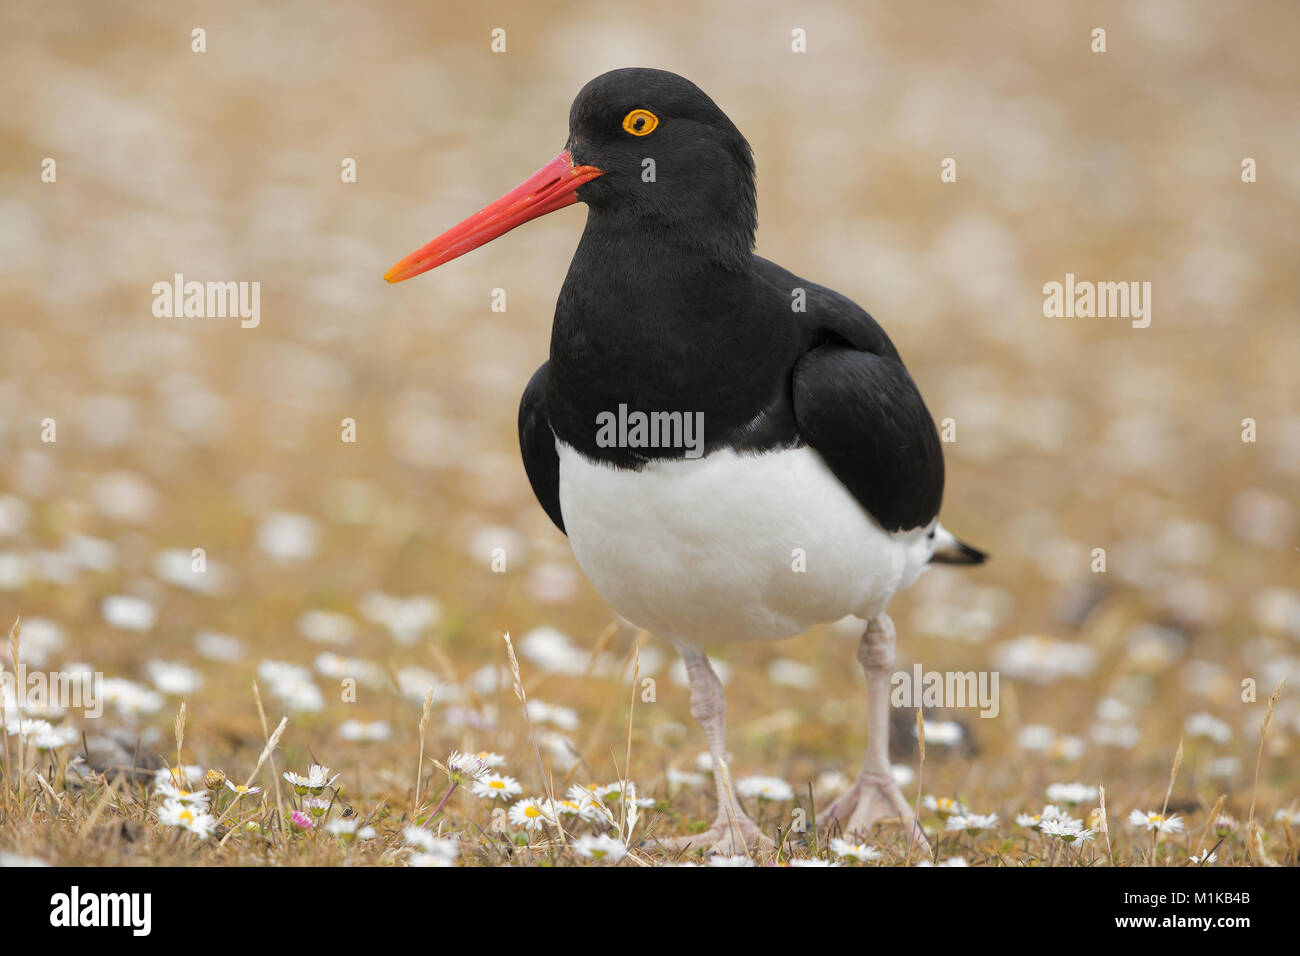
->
<box><xmin>385</xmin><ymin>68</ymin><xmax>756</xmax><ymax>283</ymax></box>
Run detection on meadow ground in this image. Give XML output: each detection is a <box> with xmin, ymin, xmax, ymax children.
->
<box><xmin>1</xmin><ymin>1</ymin><xmax>1298</xmax><ymax>868</ymax></box>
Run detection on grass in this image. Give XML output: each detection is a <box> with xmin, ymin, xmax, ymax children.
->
<box><xmin>1</xmin><ymin>0</ymin><xmax>1297</xmax><ymax>869</ymax></box>
<box><xmin>1</xmin><ymin>602</ymin><xmax>1295</xmax><ymax>866</ymax></box>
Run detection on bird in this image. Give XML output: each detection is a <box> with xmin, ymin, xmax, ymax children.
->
<box><xmin>386</xmin><ymin>67</ymin><xmax>986</xmax><ymax>856</ymax></box>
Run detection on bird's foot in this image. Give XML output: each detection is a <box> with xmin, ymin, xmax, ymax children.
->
<box><xmin>647</xmin><ymin>811</ymin><xmax>774</xmax><ymax>857</ymax></box>
<box><xmin>822</xmin><ymin>770</ymin><xmax>930</xmax><ymax>855</ymax></box>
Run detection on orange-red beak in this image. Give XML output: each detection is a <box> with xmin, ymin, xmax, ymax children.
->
<box><xmin>385</xmin><ymin>150</ymin><xmax>602</xmax><ymax>283</ymax></box>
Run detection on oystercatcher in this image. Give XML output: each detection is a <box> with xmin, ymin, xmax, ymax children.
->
<box><xmin>386</xmin><ymin>68</ymin><xmax>986</xmax><ymax>855</ymax></box>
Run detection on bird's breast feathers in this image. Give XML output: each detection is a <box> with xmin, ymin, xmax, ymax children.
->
<box><xmin>556</xmin><ymin>440</ymin><xmax>934</xmax><ymax>646</ymax></box>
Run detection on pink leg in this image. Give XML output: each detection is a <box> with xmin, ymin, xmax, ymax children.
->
<box><xmin>822</xmin><ymin>614</ymin><xmax>930</xmax><ymax>855</ymax></box>
<box><xmin>651</xmin><ymin>646</ymin><xmax>772</xmax><ymax>855</ymax></box>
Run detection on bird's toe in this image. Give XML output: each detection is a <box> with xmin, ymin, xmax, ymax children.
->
<box><xmin>645</xmin><ymin>814</ymin><xmax>772</xmax><ymax>858</ymax></box>
<box><xmin>823</xmin><ymin>773</ymin><xmax>931</xmax><ymax>856</ymax></box>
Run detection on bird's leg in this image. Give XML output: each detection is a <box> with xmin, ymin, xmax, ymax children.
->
<box><xmin>650</xmin><ymin>646</ymin><xmax>772</xmax><ymax>856</ymax></box>
<box><xmin>822</xmin><ymin>614</ymin><xmax>930</xmax><ymax>855</ymax></box>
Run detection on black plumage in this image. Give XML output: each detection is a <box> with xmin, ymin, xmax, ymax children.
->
<box><xmin>518</xmin><ymin>68</ymin><xmax>957</xmax><ymax>540</ymax></box>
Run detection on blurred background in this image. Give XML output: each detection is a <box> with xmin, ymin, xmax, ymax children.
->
<box><xmin>1</xmin><ymin>0</ymin><xmax>1297</xmax><ymax>854</ymax></box>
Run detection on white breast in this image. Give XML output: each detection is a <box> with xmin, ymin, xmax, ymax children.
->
<box><xmin>556</xmin><ymin>441</ymin><xmax>934</xmax><ymax>648</ymax></box>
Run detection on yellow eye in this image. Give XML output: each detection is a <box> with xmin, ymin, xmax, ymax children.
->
<box><xmin>622</xmin><ymin>109</ymin><xmax>659</xmax><ymax>136</ymax></box>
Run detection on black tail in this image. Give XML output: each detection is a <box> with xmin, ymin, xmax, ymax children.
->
<box><xmin>930</xmin><ymin>526</ymin><xmax>988</xmax><ymax>565</ymax></box>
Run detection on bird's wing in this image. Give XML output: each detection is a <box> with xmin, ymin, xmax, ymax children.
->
<box><xmin>752</xmin><ymin>257</ymin><xmax>945</xmax><ymax>533</ymax></box>
<box><xmin>518</xmin><ymin>362</ymin><xmax>566</xmax><ymax>534</ymax></box>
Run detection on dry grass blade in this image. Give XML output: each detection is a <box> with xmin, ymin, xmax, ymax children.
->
<box><xmin>413</xmin><ymin>686</ymin><xmax>435</xmax><ymax>816</ymax></box>
<box><xmin>251</xmin><ymin>681</ymin><xmax>284</xmax><ymax>832</ymax></box>
<box><xmin>1099</xmin><ymin>784</ymin><xmax>1113</xmax><ymax>865</ymax></box>
<box><xmin>1247</xmin><ymin>680</ymin><xmax>1284</xmax><ymax>832</ymax></box>
<box><xmin>620</xmin><ymin>638</ymin><xmax>641</xmax><ymax>842</ymax></box>
<box><xmin>907</xmin><ymin>707</ymin><xmax>926</xmax><ymax>865</ymax></box>
<box><xmin>174</xmin><ymin>701</ymin><xmax>187</xmax><ymax>771</ymax></box>
<box><xmin>215</xmin><ymin>716</ymin><xmax>287</xmax><ymax>844</ymax></box>
<box><xmin>76</xmin><ymin>775</ymin><xmax>123</xmax><ymax>839</ymax></box>
<box><xmin>0</xmin><ymin>658</ymin><xmax>11</xmax><ymax>814</ymax></box>
<box><xmin>1152</xmin><ymin>738</ymin><xmax>1183</xmax><ymax>864</ymax></box>
<box><xmin>9</xmin><ymin>617</ymin><xmax>25</xmax><ymax>804</ymax></box>
<box><xmin>501</xmin><ymin>631</ymin><xmax>564</xmax><ymax>844</ymax></box>
<box><xmin>1279</xmin><ymin>818</ymin><xmax>1296</xmax><ymax>866</ymax></box>
<box><xmin>1195</xmin><ymin>794</ymin><xmax>1226</xmax><ymax>857</ymax></box>
<box><xmin>1248</xmin><ymin>820</ymin><xmax>1280</xmax><ymax>867</ymax></box>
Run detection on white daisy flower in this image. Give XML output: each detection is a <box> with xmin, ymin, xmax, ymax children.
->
<box><xmin>922</xmin><ymin>795</ymin><xmax>963</xmax><ymax>817</ymax></box>
<box><xmin>695</xmin><ymin>750</ymin><xmax>733</xmax><ymax>772</ymax></box>
<box><xmin>471</xmin><ymin>774</ymin><xmax>522</xmax><ymax>801</ymax></box>
<box><xmin>338</xmin><ymin>719</ymin><xmax>392</xmax><ymax>743</ymax></box>
<box><xmin>157</xmin><ymin>800</ymin><xmax>215</xmax><ymax>838</ymax></box>
<box><xmin>1017</xmin><ymin>724</ymin><xmax>1056</xmax><ymax>751</ymax></box>
<box><xmin>1018</xmin><ymin>804</ymin><xmax>1082</xmax><ymax>831</ymax></box>
<box><xmin>891</xmin><ymin>765</ymin><xmax>916</xmax><ymax>788</ymax></box>
<box><xmin>101</xmin><ymin>678</ymin><xmax>165</xmax><ymax>717</ymax></box>
<box><xmin>566</xmin><ymin>785</ymin><xmax>617</xmax><ymax>826</ymax></box>
<box><xmin>195</xmin><ymin>630</ymin><xmax>244</xmax><ymax>662</ymax></box>
<box><xmin>815</xmin><ymin>770</ymin><xmax>851</xmax><ymax>797</ymax></box>
<box><xmin>829</xmin><ymin>838</ymin><xmax>882</xmax><ymax>862</ymax></box>
<box><xmin>257</xmin><ymin>512</ymin><xmax>318</xmax><ymax>564</ymax></box>
<box><xmin>283</xmin><ymin>764</ymin><xmax>339</xmax><ymax>794</ymax></box>
<box><xmin>767</xmin><ymin>658</ymin><xmax>817</xmax><ymax>689</ymax></box>
<box><xmin>573</xmin><ymin>833</ymin><xmax>627</xmax><ymax>863</ymax></box>
<box><xmin>1045</xmin><ymin>782</ymin><xmax>1099</xmax><ymax>806</ymax></box>
<box><xmin>316</xmin><ymin>654</ymin><xmax>385</xmax><ymax>687</ymax></box>
<box><xmin>403</xmin><ymin>826</ymin><xmax>439</xmax><ymax>852</ymax></box>
<box><xmin>919</xmin><ymin>720</ymin><xmax>965</xmax><ymax>747</ymax></box>
<box><xmin>325</xmin><ymin>818</ymin><xmax>368</xmax><ymax>839</ymax></box>
<box><xmin>667</xmin><ymin>767</ymin><xmax>707</xmax><ymax>790</ymax></box>
<box><xmin>524</xmin><ymin>699</ymin><xmax>580</xmax><ymax>731</ymax></box>
<box><xmin>440</xmin><ymin>750</ymin><xmax>492</xmax><ymax>784</ymax></box>
<box><xmin>18</xmin><ymin>720</ymin><xmax>78</xmax><ymax>751</ymax></box>
<box><xmin>155</xmin><ymin>765</ymin><xmax>204</xmax><ymax>789</ymax></box>
<box><xmin>946</xmin><ymin>813</ymin><xmax>999</xmax><ymax>835</ymax></box>
<box><xmin>594</xmin><ymin>781</ymin><xmax>653</xmax><ymax>808</ymax></box>
<box><xmin>156</xmin><ymin>781</ymin><xmax>211</xmax><ymax>807</ymax></box>
<box><xmin>1184</xmin><ymin>712</ymin><xmax>1232</xmax><ymax>744</ymax></box>
<box><xmin>359</xmin><ymin>591</ymin><xmax>441</xmax><ymax>645</ymax></box>
<box><xmin>735</xmin><ymin>775</ymin><xmax>795</xmax><ymax>802</ymax></box>
<box><xmin>408</xmin><ymin>838</ymin><xmax>459</xmax><ymax>867</ymax></box>
<box><xmin>789</xmin><ymin>858</ymin><xmax>841</xmax><ymax>867</ymax></box>
<box><xmin>303</xmin><ymin>797</ymin><xmax>331</xmax><ymax>818</ymax></box>
<box><xmin>518</xmin><ymin>626</ymin><xmax>591</xmax><ymax>676</ymax></box>
<box><xmin>100</xmin><ymin>595</ymin><xmax>157</xmax><ymax>631</ymax></box>
<box><xmin>508</xmin><ymin>797</ymin><xmax>558</xmax><ymax>831</ymax></box>
<box><xmin>1040</xmin><ymin>818</ymin><xmax>1095</xmax><ymax>843</ymax></box>
<box><xmin>145</xmin><ymin>660</ymin><xmax>204</xmax><ymax>696</ymax></box>
<box><xmin>1128</xmin><ymin>809</ymin><xmax>1185</xmax><ymax>834</ymax></box>
<box><xmin>707</xmin><ymin>854</ymin><xmax>754</xmax><ymax>867</ymax></box>
<box><xmin>552</xmin><ymin>797</ymin><xmax>596</xmax><ymax>820</ymax></box>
